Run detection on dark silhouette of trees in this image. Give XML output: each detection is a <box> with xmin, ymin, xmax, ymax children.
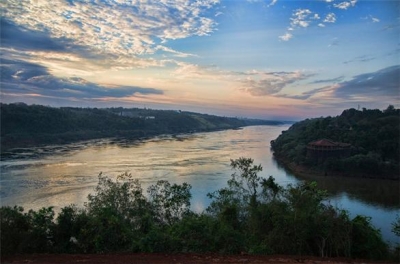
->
<box><xmin>271</xmin><ymin>106</ymin><xmax>400</xmax><ymax>179</ymax></box>
<box><xmin>0</xmin><ymin>103</ymin><xmax>283</xmax><ymax>151</ymax></box>
<box><xmin>1</xmin><ymin>158</ymin><xmax>393</xmax><ymax>260</ymax></box>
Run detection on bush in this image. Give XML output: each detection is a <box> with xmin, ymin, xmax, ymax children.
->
<box><xmin>0</xmin><ymin>206</ymin><xmax>30</xmax><ymax>255</ymax></box>
<box><xmin>0</xmin><ymin>159</ymin><xmax>391</xmax><ymax>259</ymax></box>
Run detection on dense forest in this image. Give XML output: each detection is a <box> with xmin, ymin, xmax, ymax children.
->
<box><xmin>0</xmin><ymin>103</ymin><xmax>285</xmax><ymax>151</ymax></box>
<box><xmin>271</xmin><ymin>106</ymin><xmax>400</xmax><ymax>180</ymax></box>
<box><xmin>1</xmin><ymin>158</ymin><xmax>398</xmax><ymax>260</ymax></box>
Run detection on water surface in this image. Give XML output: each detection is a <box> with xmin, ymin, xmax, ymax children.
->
<box><xmin>1</xmin><ymin>126</ymin><xmax>398</xmax><ymax>244</ymax></box>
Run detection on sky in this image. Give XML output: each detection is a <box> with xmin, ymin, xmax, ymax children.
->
<box><xmin>0</xmin><ymin>0</ymin><xmax>399</xmax><ymax>120</ymax></box>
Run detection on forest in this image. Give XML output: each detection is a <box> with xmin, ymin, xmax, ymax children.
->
<box><xmin>1</xmin><ymin>158</ymin><xmax>398</xmax><ymax>261</ymax></box>
<box><xmin>0</xmin><ymin>103</ymin><xmax>285</xmax><ymax>151</ymax></box>
<box><xmin>271</xmin><ymin>106</ymin><xmax>400</xmax><ymax>179</ymax></box>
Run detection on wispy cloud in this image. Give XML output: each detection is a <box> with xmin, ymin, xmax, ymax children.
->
<box><xmin>310</xmin><ymin>76</ymin><xmax>344</xmax><ymax>84</ymax></box>
<box><xmin>324</xmin><ymin>13</ymin><xmax>337</xmax><ymax>23</ymax></box>
<box><xmin>362</xmin><ymin>15</ymin><xmax>380</xmax><ymax>23</ymax></box>
<box><xmin>280</xmin><ymin>0</ymin><xmax>357</xmax><ymax>41</ymax></box>
<box><xmin>155</xmin><ymin>45</ymin><xmax>198</xmax><ymax>58</ymax></box>
<box><xmin>284</xmin><ymin>65</ymin><xmax>400</xmax><ymax>102</ymax></box>
<box><xmin>279</xmin><ymin>32</ymin><xmax>293</xmax><ymax>41</ymax></box>
<box><xmin>268</xmin><ymin>0</ymin><xmax>278</xmax><ymax>7</ymax></box>
<box><xmin>334</xmin><ymin>0</ymin><xmax>357</xmax><ymax>10</ymax></box>
<box><xmin>0</xmin><ymin>59</ymin><xmax>164</xmax><ymax>101</ymax></box>
<box><xmin>0</xmin><ymin>0</ymin><xmax>220</xmax><ymax>59</ymax></box>
<box><xmin>0</xmin><ymin>18</ymin><xmax>90</xmax><ymax>56</ymax></box>
<box><xmin>290</xmin><ymin>9</ymin><xmax>313</xmax><ymax>28</ymax></box>
<box><xmin>343</xmin><ymin>55</ymin><xmax>376</xmax><ymax>64</ymax></box>
<box><xmin>333</xmin><ymin>65</ymin><xmax>400</xmax><ymax>99</ymax></box>
<box><xmin>240</xmin><ymin>71</ymin><xmax>315</xmax><ymax>96</ymax></box>
<box><xmin>371</xmin><ymin>17</ymin><xmax>380</xmax><ymax>23</ymax></box>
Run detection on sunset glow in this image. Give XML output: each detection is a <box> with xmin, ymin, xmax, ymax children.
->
<box><xmin>1</xmin><ymin>0</ymin><xmax>398</xmax><ymax>119</ymax></box>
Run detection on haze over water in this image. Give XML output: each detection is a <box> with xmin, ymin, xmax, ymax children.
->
<box><xmin>1</xmin><ymin>126</ymin><xmax>398</xmax><ymax>244</ymax></box>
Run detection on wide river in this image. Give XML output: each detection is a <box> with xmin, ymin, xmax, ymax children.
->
<box><xmin>1</xmin><ymin>126</ymin><xmax>398</xmax><ymax>244</ymax></box>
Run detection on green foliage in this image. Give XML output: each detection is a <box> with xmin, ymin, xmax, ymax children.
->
<box><xmin>53</xmin><ymin>205</ymin><xmax>83</xmax><ymax>253</ymax></box>
<box><xmin>0</xmin><ymin>206</ymin><xmax>55</xmax><ymax>254</ymax></box>
<box><xmin>26</xmin><ymin>207</ymin><xmax>55</xmax><ymax>253</ymax></box>
<box><xmin>1</xmin><ymin>103</ymin><xmax>276</xmax><ymax>151</ymax></box>
<box><xmin>271</xmin><ymin>106</ymin><xmax>400</xmax><ymax>179</ymax></box>
<box><xmin>392</xmin><ymin>215</ymin><xmax>400</xmax><ymax>261</ymax></box>
<box><xmin>147</xmin><ymin>180</ymin><xmax>192</xmax><ymax>225</ymax></box>
<box><xmin>0</xmin><ymin>158</ymin><xmax>391</xmax><ymax>259</ymax></box>
<box><xmin>0</xmin><ymin>206</ymin><xmax>31</xmax><ymax>255</ymax></box>
<box><xmin>350</xmin><ymin>215</ymin><xmax>389</xmax><ymax>259</ymax></box>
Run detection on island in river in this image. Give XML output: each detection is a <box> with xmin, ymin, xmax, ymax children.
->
<box><xmin>0</xmin><ymin>103</ymin><xmax>290</xmax><ymax>152</ymax></box>
<box><xmin>271</xmin><ymin>105</ymin><xmax>400</xmax><ymax>180</ymax></box>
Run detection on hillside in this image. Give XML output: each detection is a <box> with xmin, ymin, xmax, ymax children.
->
<box><xmin>271</xmin><ymin>106</ymin><xmax>400</xmax><ymax>180</ymax></box>
<box><xmin>0</xmin><ymin>103</ymin><xmax>283</xmax><ymax>151</ymax></box>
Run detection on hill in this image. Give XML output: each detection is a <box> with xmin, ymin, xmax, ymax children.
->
<box><xmin>0</xmin><ymin>103</ymin><xmax>283</xmax><ymax>151</ymax></box>
<box><xmin>271</xmin><ymin>106</ymin><xmax>400</xmax><ymax>180</ymax></box>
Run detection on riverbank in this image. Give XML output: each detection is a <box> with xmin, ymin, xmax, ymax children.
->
<box><xmin>1</xmin><ymin>103</ymin><xmax>286</xmax><ymax>153</ymax></box>
<box><xmin>269</xmin><ymin>106</ymin><xmax>400</xmax><ymax>181</ymax></box>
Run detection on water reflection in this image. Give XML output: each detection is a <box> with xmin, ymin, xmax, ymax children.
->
<box><xmin>273</xmin><ymin>159</ymin><xmax>400</xmax><ymax>210</ymax></box>
<box><xmin>0</xmin><ymin>125</ymin><xmax>398</xmax><ymax>243</ymax></box>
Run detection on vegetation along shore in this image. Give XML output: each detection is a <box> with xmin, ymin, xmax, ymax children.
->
<box><xmin>2</xmin><ymin>158</ymin><xmax>399</xmax><ymax>261</ymax></box>
<box><xmin>271</xmin><ymin>105</ymin><xmax>399</xmax><ymax>180</ymax></box>
<box><xmin>0</xmin><ymin>103</ymin><xmax>288</xmax><ymax>152</ymax></box>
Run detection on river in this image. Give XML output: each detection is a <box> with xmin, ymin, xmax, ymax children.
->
<box><xmin>1</xmin><ymin>125</ymin><xmax>398</xmax><ymax>244</ymax></box>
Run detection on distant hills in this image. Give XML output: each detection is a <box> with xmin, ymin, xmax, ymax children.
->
<box><xmin>271</xmin><ymin>106</ymin><xmax>400</xmax><ymax>180</ymax></box>
<box><xmin>0</xmin><ymin>103</ymin><xmax>286</xmax><ymax>151</ymax></box>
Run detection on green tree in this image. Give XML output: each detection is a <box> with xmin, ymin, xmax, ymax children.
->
<box><xmin>351</xmin><ymin>215</ymin><xmax>388</xmax><ymax>259</ymax></box>
<box><xmin>147</xmin><ymin>180</ymin><xmax>192</xmax><ymax>226</ymax></box>
<box><xmin>0</xmin><ymin>206</ymin><xmax>31</xmax><ymax>255</ymax></box>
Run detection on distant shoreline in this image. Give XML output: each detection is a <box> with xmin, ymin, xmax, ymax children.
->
<box><xmin>1</xmin><ymin>124</ymin><xmax>288</xmax><ymax>155</ymax></box>
<box><xmin>1</xmin><ymin>103</ymin><xmax>289</xmax><ymax>153</ymax></box>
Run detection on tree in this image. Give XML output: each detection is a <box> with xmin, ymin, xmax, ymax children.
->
<box><xmin>0</xmin><ymin>206</ymin><xmax>31</xmax><ymax>255</ymax></box>
<box><xmin>147</xmin><ymin>180</ymin><xmax>192</xmax><ymax>226</ymax></box>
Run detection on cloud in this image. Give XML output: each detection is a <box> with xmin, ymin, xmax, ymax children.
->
<box><xmin>0</xmin><ymin>0</ymin><xmax>220</xmax><ymax>59</ymax></box>
<box><xmin>0</xmin><ymin>18</ymin><xmax>91</xmax><ymax>57</ymax></box>
<box><xmin>324</xmin><ymin>13</ymin><xmax>336</xmax><ymax>23</ymax></box>
<box><xmin>0</xmin><ymin>58</ymin><xmax>49</xmax><ymax>81</ymax></box>
<box><xmin>170</xmin><ymin>62</ymin><xmax>317</xmax><ymax>99</ymax></box>
<box><xmin>290</xmin><ymin>9</ymin><xmax>313</xmax><ymax>28</ymax></box>
<box><xmin>265</xmin><ymin>66</ymin><xmax>399</xmax><ymax>104</ymax></box>
<box><xmin>343</xmin><ymin>55</ymin><xmax>376</xmax><ymax>64</ymax></box>
<box><xmin>333</xmin><ymin>65</ymin><xmax>400</xmax><ymax>99</ymax></box>
<box><xmin>279</xmin><ymin>0</ymin><xmax>360</xmax><ymax>40</ymax></box>
<box><xmin>310</xmin><ymin>76</ymin><xmax>344</xmax><ymax>84</ymax></box>
<box><xmin>362</xmin><ymin>15</ymin><xmax>380</xmax><ymax>23</ymax></box>
<box><xmin>279</xmin><ymin>32</ymin><xmax>293</xmax><ymax>41</ymax></box>
<box><xmin>0</xmin><ymin>19</ymin><xmax>63</xmax><ymax>52</ymax></box>
<box><xmin>276</xmin><ymin>86</ymin><xmax>329</xmax><ymax>100</ymax></box>
<box><xmin>0</xmin><ymin>59</ymin><xmax>164</xmax><ymax>100</ymax></box>
<box><xmin>334</xmin><ymin>0</ymin><xmax>357</xmax><ymax>10</ymax></box>
<box><xmin>371</xmin><ymin>17</ymin><xmax>380</xmax><ymax>23</ymax></box>
<box><xmin>155</xmin><ymin>45</ymin><xmax>197</xmax><ymax>58</ymax></box>
<box><xmin>240</xmin><ymin>71</ymin><xmax>315</xmax><ymax>96</ymax></box>
<box><xmin>268</xmin><ymin>0</ymin><xmax>278</xmax><ymax>7</ymax></box>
